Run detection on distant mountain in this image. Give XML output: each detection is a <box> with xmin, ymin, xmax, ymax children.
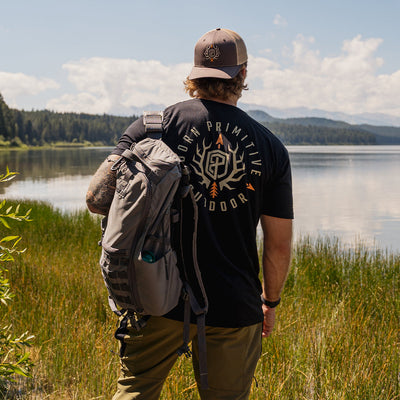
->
<box><xmin>123</xmin><ymin>104</ymin><xmax>167</xmax><ymax>117</ymax></box>
<box><xmin>280</xmin><ymin>117</ymin><xmax>350</xmax><ymax>129</ymax></box>
<box><xmin>247</xmin><ymin>110</ymin><xmax>276</xmax><ymax>123</ymax></box>
<box><xmin>357</xmin><ymin>125</ymin><xmax>400</xmax><ymax>144</ymax></box>
<box><xmin>239</xmin><ymin>103</ymin><xmax>400</xmax><ymax>127</ymax></box>
<box><xmin>246</xmin><ymin>108</ymin><xmax>400</xmax><ymax>145</ymax></box>
<box><xmin>116</xmin><ymin>101</ymin><xmax>400</xmax><ymax>128</ymax></box>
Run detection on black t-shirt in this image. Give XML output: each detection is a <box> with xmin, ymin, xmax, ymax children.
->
<box><xmin>112</xmin><ymin>98</ymin><xmax>293</xmax><ymax>327</ymax></box>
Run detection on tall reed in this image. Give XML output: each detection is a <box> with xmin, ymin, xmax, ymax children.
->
<box><xmin>1</xmin><ymin>201</ymin><xmax>399</xmax><ymax>399</ymax></box>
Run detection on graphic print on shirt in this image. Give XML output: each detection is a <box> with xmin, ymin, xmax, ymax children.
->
<box><xmin>176</xmin><ymin>121</ymin><xmax>262</xmax><ymax>213</ymax></box>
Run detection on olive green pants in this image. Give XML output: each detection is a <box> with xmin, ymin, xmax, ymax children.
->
<box><xmin>112</xmin><ymin>316</ymin><xmax>262</xmax><ymax>400</ymax></box>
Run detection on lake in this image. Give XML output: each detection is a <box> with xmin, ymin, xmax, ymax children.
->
<box><xmin>1</xmin><ymin>145</ymin><xmax>400</xmax><ymax>253</ymax></box>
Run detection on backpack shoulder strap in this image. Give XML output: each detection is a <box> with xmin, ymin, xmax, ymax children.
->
<box><xmin>143</xmin><ymin>110</ymin><xmax>209</xmax><ymax>389</ymax></box>
<box><xmin>143</xmin><ymin>111</ymin><xmax>163</xmax><ymax>139</ymax></box>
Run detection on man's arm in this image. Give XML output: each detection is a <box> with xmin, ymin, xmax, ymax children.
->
<box><xmin>260</xmin><ymin>215</ymin><xmax>293</xmax><ymax>337</ymax></box>
<box><xmin>86</xmin><ymin>154</ymin><xmax>121</xmax><ymax>215</ymax></box>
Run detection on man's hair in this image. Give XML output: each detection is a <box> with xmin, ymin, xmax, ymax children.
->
<box><xmin>184</xmin><ymin>65</ymin><xmax>248</xmax><ymax>101</ymax></box>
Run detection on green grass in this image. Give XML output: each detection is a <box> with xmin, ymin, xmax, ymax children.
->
<box><xmin>1</xmin><ymin>201</ymin><xmax>399</xmax><ymax>399</ymax></box>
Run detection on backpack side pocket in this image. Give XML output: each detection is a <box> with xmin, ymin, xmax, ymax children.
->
<box><xmin>135</xmin><ymin>248</ymin><xmax>182</xmax><ymax>316</ymax></box>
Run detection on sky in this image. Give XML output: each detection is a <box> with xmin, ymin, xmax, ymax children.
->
<box><xmin>1</xmin><ymin>0</ymin><xmax>400</xmax><ymax>122</ymax></box>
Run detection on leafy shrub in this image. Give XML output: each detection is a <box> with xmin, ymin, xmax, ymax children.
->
<box><xmin>0</xmin><ymin>168</ymin><xmax>33</xmax><ymax>395</ymax></box>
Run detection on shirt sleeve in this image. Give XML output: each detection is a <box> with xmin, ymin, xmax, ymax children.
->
<box><xmin>111</xmin><ymin>116</ymin><xmax>147</xmax><ymax>155</ymax></box>
<box><xmin>261</xmin><ymin>146</ymin><xmax>294</xmax><ymax>219</ymax></box>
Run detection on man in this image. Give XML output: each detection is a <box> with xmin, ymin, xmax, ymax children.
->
<box><xmin>87</xmin><ymin>28</ymin><xmax>293</xmax><ymax>400</ymax></box>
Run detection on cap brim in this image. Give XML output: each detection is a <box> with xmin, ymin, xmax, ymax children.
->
<box><xmin>188</xmin><ymin>65</ymin><xmax>242</xmax><ymax>80</ymax></box>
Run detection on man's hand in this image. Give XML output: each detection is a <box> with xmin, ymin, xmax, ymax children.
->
<box><xmin>262</xmin><ymin>304</ymin><xmax>276</xmax><ymax>338</ymax></box>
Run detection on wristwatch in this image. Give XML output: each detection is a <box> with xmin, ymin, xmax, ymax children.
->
<box><xmin>260</xmin><ymin>295</ymin><xmax>281</xmax><ymax>308</ymax></box>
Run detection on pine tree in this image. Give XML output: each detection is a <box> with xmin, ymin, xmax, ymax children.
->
<box><xmin>0</xmin><ymin>93</ymin><xmax>16</xmax><ymax>140</ymax></box>
<box><xmin>0</xmin><ymin>93</ymin><xmax>8</xmax><ymax>139</ymax></box>
<box><xmin>210</xmin><ymin>182</ymin><xmax>218</xmax><ymax>199</ymax></box>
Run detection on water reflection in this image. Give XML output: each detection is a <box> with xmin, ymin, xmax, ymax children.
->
<box><xmin>0</xmin><ymin>147</ymin><xmax>112</xmax><ymax>187</ymax></box>
<box><xmin>1</xmin><ymin>145</ymin><xmax>400</xmax><ymax>252</ymax></box>
<box><xmin>0</xmin><ymin>147</ymin><xmax>112</xmax><ymax>212</ymax></box>
<box><xmin>290</xmin><ymin>146</ymin><xmax>400</xmax><ymax>252</ymax></box>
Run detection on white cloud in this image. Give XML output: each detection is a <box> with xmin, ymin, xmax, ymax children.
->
<box><xmin>46</xmin><ymin>58</ymin><xmax>192</xmax><ymax>114</ymax></box>
<box><xmin>258</xmin><ymin>48</ymin><xmax>273</xmax><ymax>56</ymax></box>
<box><xmin>0</xmin><ymin>72</ymin><xmax>59</xmax><ymax>107</ymax></box>
<box><xmin>243</xmin><ymin>34</ymin><xmax>400</xmax><ymax>116</ymax></box>
<box><xmin>3</xmin><ymin>35</ymin><xmax>400</xmax><ymax>117</ymax></box>
<box><xmin>273</xmin><ymin>14</ymin><xmax>288</xmax><ymax>27</ymax></box>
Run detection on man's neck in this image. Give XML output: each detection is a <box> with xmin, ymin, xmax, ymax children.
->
<box><xmin>198</xmin><ymin>96</ymin><xmax>238</xmax><ymax>107</ymax></box>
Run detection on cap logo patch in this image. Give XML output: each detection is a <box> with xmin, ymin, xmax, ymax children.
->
<box><xmin>204</xmin><ymin>44</ymin><xmax>220</xmax><ymax>62</ymax></box>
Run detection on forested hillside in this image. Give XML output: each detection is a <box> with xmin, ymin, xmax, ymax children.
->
<box><xmin>0</xmin><ymin>93</ymin><xmax>137</xmax><ymax>147</ymax></box>
<box><xmin>0</xmin><ymin>93</ymin><xmax>15</xmax><ymax>143</ymax></box>
<box><xmin>266</xmin><ymin>122</ymin><xmax>376</xmax><ymax>145</ymax></box>
<box><xmin>248</xmin><ymin>110</ymin><xmax>400</xmax><ymax>145</ymax></box>
<box><xmin>1</xmin><ymin>93</ymin><xmax>399</xmax><ymax>147</ymax></box>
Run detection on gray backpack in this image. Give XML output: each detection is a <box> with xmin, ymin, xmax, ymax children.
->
<box><xmin>99</xmin><ymin>112</ymin><xmax>209</xmax><ymax>388</ymax></box>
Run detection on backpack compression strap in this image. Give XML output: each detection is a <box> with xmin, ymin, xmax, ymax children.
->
<box><xmin>176</xmin><ymin>186</ymin><xmax>209</xmax><ymax>389</ymax></box>
<box><xmin>143</xmin><ymin>111</ymin><xmax>163</xmax><ymax>139</ymax></box>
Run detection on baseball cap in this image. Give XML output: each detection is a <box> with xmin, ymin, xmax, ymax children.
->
<box><xmin>188</xmin><ymin>28</ymin><xmax>248</xmax><ymax>80</ymax></box>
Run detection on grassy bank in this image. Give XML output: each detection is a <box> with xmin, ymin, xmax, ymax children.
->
<box><xmin>1</xmin><ymin>201</ymin><xmax>399</xmax><ymax>399</ymax></box>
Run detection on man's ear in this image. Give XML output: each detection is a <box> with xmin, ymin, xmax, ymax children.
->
<box><xmin>240</xmin><ymin>67</ymin><xmax>247</xmax><ymax>79</ymax></box>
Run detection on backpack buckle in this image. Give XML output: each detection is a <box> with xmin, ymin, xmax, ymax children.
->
<box><xmin>128</xmin><ymin>313</ymin><xmax>150</xmax><ymax>331</ymax></box>
<box><xmin>177</xmin><ymin>344</ymin><xmax>192</xmax><ymax>358</ymax></box>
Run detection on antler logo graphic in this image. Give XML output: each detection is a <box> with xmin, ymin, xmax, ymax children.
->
<box><xmin>191</xmin><ymin>139</ymin><xmax>246</xmax><ymax>197</ymax></box>
<box><xmin>218</xmin><ymin>143</ymin><xmax>246</xmax><ymax>191</ymax></box>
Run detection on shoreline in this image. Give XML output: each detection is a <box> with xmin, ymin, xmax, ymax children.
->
<box><xmin>2</xmin><ymin>142</ymin><xmax>400</xmax><ymax>152</ymax></box>
<box><xmin>0</xmin><ymin>142</ymin><xmax>107</xmax><ymax>151</ymax></box>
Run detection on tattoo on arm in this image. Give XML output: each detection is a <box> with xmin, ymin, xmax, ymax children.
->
<box><xmin>86</xmin><ymin>155</ymin><xmax>120</xmax><ymax>215</ymax></box>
